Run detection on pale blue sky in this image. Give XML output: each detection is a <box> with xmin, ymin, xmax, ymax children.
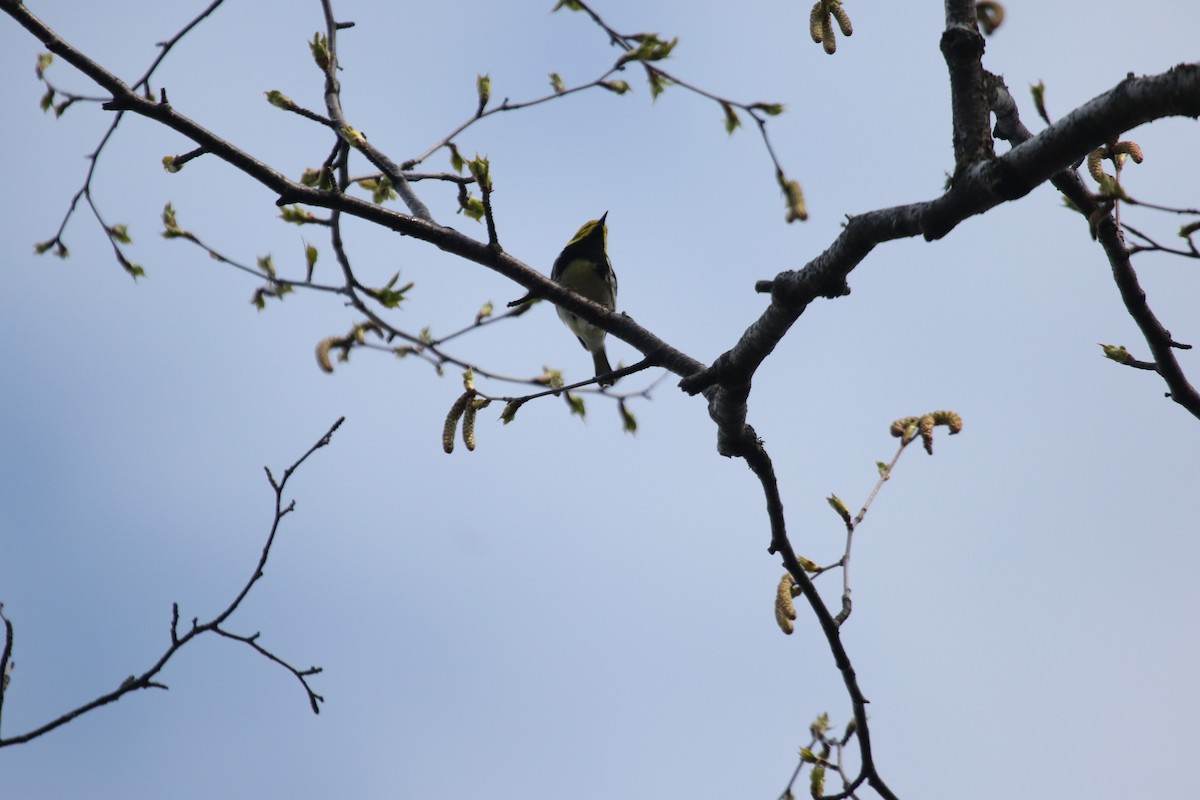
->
<box><xmin>2</xmin><ymin>2</ymin><xmax>1198</xmax><ymax>798</ymax></box>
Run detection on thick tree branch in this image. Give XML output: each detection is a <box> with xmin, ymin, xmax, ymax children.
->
<box><xmin>941</xmin><ymin>0</ymin><xmax>993</xmax><ymax>172</ymax></box>
<box><xmin>992</xmin><ymin>78</ymin><xmax>1200</xmax><ymax>419</ymax></box>
<box><xmin>680</xmin><ymin>64</ymin><xmax>1200</xmax><ymax>411</ymax></box>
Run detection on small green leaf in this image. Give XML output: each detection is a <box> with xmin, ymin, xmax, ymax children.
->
<box><xmin>359</xmin><ymin>176</ymin><xmax>397</xmax><ymax>204</ymax></box>
<box><xmin>162</xmin><ymin>155</ymin><xmax>181</xmax><ymax>173</ymax></box>
<box><xmin>616</xmin><ymin>34</ymin><xmax>677</xmax><ymax>66</ymax></box>
<box><xmin>1030</xmin><ymin>80</ymin><xmax>1049</xmax><ymax>123</ymax></box>
<box><xmin>115</xmin><ymin>248</ymin><xmax>144</xmax><ymax>280</ymax></box>
<box><xmin>500</xmin><ymin>398</ymin><xmax>526</xmax><ymax>425</ymax></box>
<box><xmin>108</xmin><ymin>224</ymin><xmax>132</xmax><ymax>244</ymax></box>
<box><xmin>475</xmin><ymin>301</ymin><xmax>494</xmax><ymax>324</ymax></box>
<box><xmin>536</xmin><ymin>367</ymin><xmax>563</xmax><ymax>388</ymax></box>
<box><xmin>370</xmin><ymin>273</ymin><xmax>414</xmax><ymax>309</ymax></box>
<box><xmin>1178</xmin><ymin>220</ymin><xmax>1200</xmax><ymax>238</ymax></box>
<box><xmin>1099</xmin><ymin>343</ymin><xmax>1131</xmax><ymax>364</ymax></box>
<box><xmin>749</xmin><ymin>101</ymin><xmax>785</xmax><ymax>116</ymax></box>
<box><xmin>721</xmin><ymin>101</ymin><xmax>741</xmax><ymax>134</ymax></box>
<box><xmin>265</xmin><ymin>90</ymin><xmax>294</xmax><ymax>110</ymax></box>
<box><xmin>564</xmin><ymin>391</ymin><xmax>586</xmax><ymax>419</ymax></box>
<box><xmin>309</xmin><ymin>32</ymin><xmax>330</xmax><ymax>70</ymax></box>
<box><xmin>340</xmin><ymin>125</ymin><xmax>366</xmax><ymax>147</ymax></box>
<box><xmin>468</xmin><ymin>156</ymin><xmax>491</xmax><ymax>190</ymax></box>
<box><xmin>53</xmin><ymin>98</ymin><xmax>75</xmax><ymax>117</ymax></box>
<box><xmin>35</xmin><ymin>52</ymin><xmax>53</xmax><ymax>78</ymax></box>
<box><xmin>876</xmin><ymin>461</ymin><xmax>890</xmax><ymax>477</ymax></box>
<box><xmin>458</xmin><ymin>193</ymin><xmax>485</xmax><ymax>221</ymax></box>
<box><xmin>619</xmin><ymin>401</ymin><xmax>637</xmax><ymax>434</ymax></box>
<box><xmin>448</xmin><ymin>143</ymin><xmax>465</xmax><ymax>174</ymax></box>
<box><xmin>304</xmin><ymin>242</ymin><xmax>318</xmax><ymax>272</ymax></box>
<box><xmin>257</xmin><ymin>254</ymin><xmax>276</xmax><ymax>278</ymax></box>
<box><xmin>280</xmin><ymin>205</ymin><xmax>318</xmax><ymax>225</ymax></box>
<box><xmin>646</xmin><ymin>69</ymin><xmax>670</xmax><ymax>100</ymax></box>
<box><xmin>552</xmin><ymin>0</ymin><xmax>585</xmax><ymax>11</ymax></box>
<box><xmin>549</xmin><ymin>72</ymin><xmax>565</xmax><ymax>94</ymax></box>
<box><xmin>39</xmin><ymin>88</ymin><xmax>54</xmax><ymax>112</ymax></box>
<box><xmin>796</xmin><ymin>556</ymin><xmax>820</xmax><ymax>572</ymax></box>
<box><xmin>826</xmin><ymin>493</ymin><xmax>851</xmax><ymax>524</ymax></box>
<box><xmin>476</xmin><ymin>73</ymin><xmax>491</xmax><ymax>108</ymax></box>
<box><xmin>161</xmin><ymin>203</ymin><xmax>193</xmax><ymax>239</ymax></box>
<box><xmin>599</xmin><ymin>80</ymin><xmax>631</xmax><ymax>95</ymax></box>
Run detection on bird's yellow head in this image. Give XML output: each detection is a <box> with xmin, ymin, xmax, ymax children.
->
<box><xmin>563</xmin><ymin>212</ymin><xmax>608</xmax><ymax>256</ymax></box>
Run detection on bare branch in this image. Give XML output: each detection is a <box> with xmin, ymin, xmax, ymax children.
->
<box><xmin>0</xmin><ymin>418</ymin><xmax>344</xmax><ymax>747</ymax></box>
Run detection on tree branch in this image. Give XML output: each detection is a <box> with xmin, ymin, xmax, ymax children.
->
<box><xmin>0</xmin><ymin>418</ymin><xmax>343</xmax><ymax>747</ymax></box>
<box><xmin>991</xmin><ymin>77</ymin><xmax>1200</xmax><ymax>419</ymax></box>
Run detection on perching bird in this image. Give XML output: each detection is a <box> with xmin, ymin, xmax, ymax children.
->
<box><xmin>549</xmin><ymin>213</ymin><xmax>618</xmax><ymax>385</ymax></box>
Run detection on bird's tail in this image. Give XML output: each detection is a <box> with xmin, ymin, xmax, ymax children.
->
<box><xmin>592</xmin><ymin>347</ymin><xmax>615</xmax><ymax>386</ymax></box>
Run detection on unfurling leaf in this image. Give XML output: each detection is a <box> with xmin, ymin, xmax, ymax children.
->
<box><xmin>476</xmin><ymin>73</ymin><xmax>491</xmax><ymax>110</ymax></box>
<box><xmin>779</xmin><ymin>173</ymin><xmax>808</xmax><ymax>223</ymax></box>
<box><xmin>448</xmin><ymin>142</ymin><xmax>465</xmax><ymax>174</ymax></box>
<box><xmin>500</xmin><ymin>398</ymin><xmax>527</xmax><ymax>425</ymax></box>
<box><xmin>468</xmin><ymin>156</ymin><xmax>491</xmax><ymax>191</ymax></box>
<box><xmin>749</xmin><ymin>102</ymin><xmax>785</xmax><ymax>116</ymax></box>
<box><xmin>564</xmin><ymin>391</ymin><xmax>586</xmax><ymax>419</ymax></box>
<box><xmin>280</xmin><ymin>205</ymin><xmax>319</xmax><ymax>225</ymax></box>
<box><xmin>359</xmin><ymin>176</ymin><xmax>398</xmax><ymax>204</ymax></box>
<box><xmin>721</xmin><ymin>102</ymin><xmax>741</xmax><ymax>134</ymax></box>
<box><xmin>265</xmin><ymin>90</ymin><xmax>295</xmax><ymax>110</ymax></box>
<box><xmin>161</xmin><ymin>203</ymin><xmax>193</xmax><ymax>240</ymax></box>
<box><xmin>458</xmin><ymin>193</ymin><xmax>485</xmax><ymax>221</ymax></box>
<box><xmin>309</xmin><ymin>32</ymin><xmax>330</xmax><ymax>71</ymax></box>
<box><xmin>549</xmin><ymin>72</ymin><xmax>566</xmax><ymax>94</ymax></box>
<box><xmin>369</xmin><ymin>272</ymin><xmax>414</xmax><ymax>309</ymax></box>
<box><xmin>827</xmin><ymin>494</ymin><xmax>851</xmax><ymax>524</ymax></box>
<box><xmin>1030</xmin><ymin>80</ymin><xmax>1049</xmax><ymax>123</ymax></box>
<box><xmin>1100</xmin><ymin>343</ymin><xmax>1131</xmax><ymax>364</ymax></box>
<box><xmin>619</xmin><ymin>401</ymin><xmax>637</xmax><ymax>434</ymax></box>
<box><xmin>304</xmin><ymin>242</ymin><xmax>318</xmax><ymax>273</ymax></box>
<box><xmin>1179</xmin><ymin>220</ymin><xmax>1200</xmax><ymax>238</ymax></box>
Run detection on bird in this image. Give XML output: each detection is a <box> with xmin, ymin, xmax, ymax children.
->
<box><xmin>548</xmin><ymin>213</ymin><xmax>618</xmax><ymax>386</ymax></box>
<box><xmin>508</xmin><ymin>212</ymin><xmax>619</xmax><ymax>388</ymax></box>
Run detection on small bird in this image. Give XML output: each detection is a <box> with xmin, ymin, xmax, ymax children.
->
<box><xmin>550</xmin><ymin>213</ymin><xmax>618</xmax><ymax>386</ymax></box>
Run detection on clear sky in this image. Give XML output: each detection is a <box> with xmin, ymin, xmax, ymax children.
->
<box><xmin>1</xmin><ymin>2</ymin><xmax>1197</xmax><ymax>798</ymax></box>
